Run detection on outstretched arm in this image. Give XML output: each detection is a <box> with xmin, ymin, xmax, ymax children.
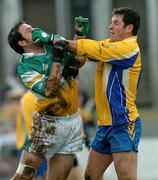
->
<box><xmin>32</xmin><ymin>16</ymin><xmax>89</xmax><ymax>55</ymax></box>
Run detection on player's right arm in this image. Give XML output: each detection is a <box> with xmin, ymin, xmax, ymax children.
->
<box><xmin>45</xmin><ymin>62</ymin><xmax>61</xmax><ymax>97</ymax></box>
<box><xmin>17</xmin><ymin>58</ymin><xmax>62</xmax><ymax>98</ymax></box>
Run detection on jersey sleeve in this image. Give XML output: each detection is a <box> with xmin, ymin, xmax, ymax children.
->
<box><xmin>77</xmin><ymin>38</ymin><xmax>139</xmax><ymax>69</ymax></box>
<box><xmin>17</xmin><ymin>58</ymin><xmax>47</xmax><ymax>97</ymax></box>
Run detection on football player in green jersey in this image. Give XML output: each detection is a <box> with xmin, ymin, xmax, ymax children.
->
<box><xmin>8</xmin><ymin>17</ymin><xmax>89</xmax><ymax>180</ymax></box>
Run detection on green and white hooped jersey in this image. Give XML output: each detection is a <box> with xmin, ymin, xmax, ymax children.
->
<box><xmin>17</xmin><ymin>43</ymin><xmax>79</xmax><ymax>116</ymax></box>
<box><xmin>18</xmin><ymin>44</ymin><xmax>53</xmax><ymax>97</ymax></box>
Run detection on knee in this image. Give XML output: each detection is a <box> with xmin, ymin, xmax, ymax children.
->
<box><xmin>10</xmin><ymin>173</ymin><xmax>32</xmax><ymax>180</ymax></box>
<box><xmin>84</xmin><ymin>170</ymin><xmax>104</xmax><ymax>180</ymax></box>
<box><xmin>11</xmin><ymin>163</ymin><xmax>36</xmax><ymax>180</ymax></box>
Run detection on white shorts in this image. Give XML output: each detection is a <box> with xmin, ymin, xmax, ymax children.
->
<box><xmin>23</xmin><ymin>111</ymin><xmax>83</xmax><ymax>160</ymax></box>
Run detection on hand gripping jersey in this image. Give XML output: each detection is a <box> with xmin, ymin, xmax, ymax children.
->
<box><xmin>77</xmin><ymin>36</ymin><xmax>141</xmax><ymax>125</ymax></box>
<box><xmin>17</xmin><ymin>44</ymin><xmax>79</xmax><ymax>116</ymax></box>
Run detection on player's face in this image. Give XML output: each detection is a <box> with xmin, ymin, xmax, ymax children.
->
<box><xmin>18</xmin><ymin>23</ymin><xmax>33</xmax><ymax>43</ymax></box>
<box><xmin>109</xmin><ymin>14</ymin><xmax>131</xmax><ymax>42</ymax></box>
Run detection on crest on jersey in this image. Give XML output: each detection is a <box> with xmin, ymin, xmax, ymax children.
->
<box><xmin>42</xmin><ymin>64</ymin><xmax>48</xmax><ymax>72</ymax></box>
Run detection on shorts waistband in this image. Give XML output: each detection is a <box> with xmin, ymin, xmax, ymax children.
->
<box><xmin>34</xmin><ymin>111</ymin><xmax>80</xmax><ymax>122</ymax></box>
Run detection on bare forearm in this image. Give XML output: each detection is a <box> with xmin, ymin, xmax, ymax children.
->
<box><xmin>66</xmin><ymin>40</ymin><xmax>77</xmax><ymax>54</ymax></box>
<box><xmin>52</xmin><ymin>38</ymin><xmax>77</xmax><ymax>54</ymax></box>
<box><xmin>45</xmin><ymin>62</ymin><xmax>61</xmax><ymax>97</ymax></box>
<box><xmin>73</xmin><ymin>35</ymin><xmax>87</xmax><ymax>67</ymax></box>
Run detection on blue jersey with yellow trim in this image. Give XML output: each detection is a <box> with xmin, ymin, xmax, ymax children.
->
<box><xmin>17</xmin><ymin>44</ymin><xmax>79</xmax><ymax>116</ymax></box>
<box><xmin>77</xmin><ymin>36</ymin><xmax>141</xmax><ymax>125</ymax></box>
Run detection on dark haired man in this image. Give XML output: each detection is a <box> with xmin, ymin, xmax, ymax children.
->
<box><xmin>8</xmin><ymin>17</ymin><xmax>88</xmax><ymax>180</ymax></box>
<box><xmin>32</xmin><ymin>7</ymin><xmax>142</xmax><ymax>179</ymax></box>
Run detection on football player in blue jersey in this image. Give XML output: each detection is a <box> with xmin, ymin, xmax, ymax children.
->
<box><xmin>33</xmin><ymin>7</ymin><xmax>142</xmax><ymax>180</ymax></box>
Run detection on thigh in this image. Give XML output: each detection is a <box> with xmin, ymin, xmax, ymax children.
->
<box><xmin>110</xmin><ymin>118</ymin><xmax>142</xmax><ymax>153</ymax></box>
<box><xmin>57</xmin><ymin>114</ymin><xmax>83</xmax><ymax>155</ymax></box>
<box><xmin>67</xmin><ymin>155</ymin><xmax>84</xmax><ymax>180</ymax></box>
<box><xmin>24</xmin><ymin>115</ymin><xmax>56</xmax><ymax>157</ymax></box>
<box><xmin>46</xmin><ymin>114</ymin><xmax>83</xmax><ymax>159</ymax></box>
<box><xmin>113</xmin><ymin>151</ymin><xmax>137</xmax><ymax>180</ymax></box>
<box><xmin>85</xmin><ymin>149</ymin><xmax>113</xmax><ymax>180</ymax></box>
<box><xmin>47</xmin><ymin>154</ymin><xmax>75</xmax><ymax>180</ymax></box>
<box><xmin>20</xmin><ymin>150</ymin><xmax>42</xmax><ymax>169</ymax></box>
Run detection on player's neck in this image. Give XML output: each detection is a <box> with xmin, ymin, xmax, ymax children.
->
<box><xmin>25</xmin><ymin>44</ymin><xmax>45</xmax><ymax>54</ymax></box>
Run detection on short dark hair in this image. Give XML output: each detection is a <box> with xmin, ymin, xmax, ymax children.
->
<box><xmin>112</xmin><ymin>7</ymin><xmax>140</xmax><ymax>35</ymax></box>
<box><xmin>8</xmin><ymin>21</ymin><xmax>25</xmax><ymax>54</ymax></box>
